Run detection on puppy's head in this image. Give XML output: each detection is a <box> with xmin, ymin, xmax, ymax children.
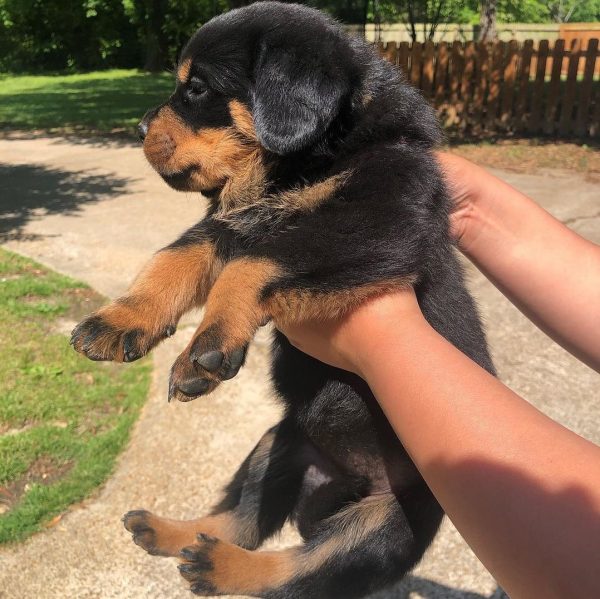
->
<box><xmin>139</xmin><ymin>2</ymin><xmax>356</xmax><ymax>201</ymax></box>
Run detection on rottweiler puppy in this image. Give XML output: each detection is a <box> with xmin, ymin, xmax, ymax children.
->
<box><xmin>71</xmin><ymin>2</ymin><xmax>495</xmax><ymax>597</ymax></box>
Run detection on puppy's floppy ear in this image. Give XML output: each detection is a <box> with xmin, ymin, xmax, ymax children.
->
<box><xmin>252</xmin><ymin>41</ymin><xmax>349</xmax><ymax>155</ymax></box>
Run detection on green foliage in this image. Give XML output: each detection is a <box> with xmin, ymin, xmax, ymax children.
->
<box><xmin>0</xmin><ymin>248</ymin><xmax>150</xmax><ymax>543</ymax></box>
<box><xmin>0</xmin><ymin>0</ymin><xmax>140</xmax><ymax>71</ymax></box>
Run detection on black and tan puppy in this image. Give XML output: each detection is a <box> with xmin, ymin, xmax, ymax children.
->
<box><xmin>71</xmin><ymin>3</ymin><xmax>495</xmax><ymax>597</ymax></box>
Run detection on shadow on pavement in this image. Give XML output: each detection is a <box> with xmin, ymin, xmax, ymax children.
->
<box><xmin>371</xmin><ymin>576</ymin><xmax>507</xmax><ymax>598</ymax></box>
<box><xmin>0</xmin><ymin>162</ymin><xmax>133</xmax><ymax>241</ymax></box>
<box><xmin>1</xmin><ymin>129</ymin><xmax>139</xmax><ymax>149</ymax></box>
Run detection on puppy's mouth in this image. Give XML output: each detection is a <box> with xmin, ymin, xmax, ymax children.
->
<box><xmin>159</xmin><ymin>166</ymin><xmax>224</xmax><ymax>198</ymax></box>
<box><xmin>160</xmin><ymin>165</ymin><xmax>198</xmax><ymax>191</ymax></box>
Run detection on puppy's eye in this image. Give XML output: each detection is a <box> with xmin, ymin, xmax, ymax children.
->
<box><xmin>188</xmin><ymin>76</ymin><xmax>208</xmax><ymax>98</ymax></box>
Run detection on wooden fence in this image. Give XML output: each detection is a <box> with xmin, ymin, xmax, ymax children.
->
<box><xmin>377</xmin><ymin>39</ymin><xmax>600</xmax><ymax>138</ymax></box>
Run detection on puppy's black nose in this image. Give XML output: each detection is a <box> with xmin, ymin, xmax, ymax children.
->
<box><xmin>138</xmin><ymin>121</ymin><xmax>148</xmax><ymax>142</ymax></box>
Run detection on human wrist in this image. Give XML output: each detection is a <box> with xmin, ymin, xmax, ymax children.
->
<box><xmin>339</xmin><ymin>293</ymin><xmax>431</xmax><ymax>379</ymax></box>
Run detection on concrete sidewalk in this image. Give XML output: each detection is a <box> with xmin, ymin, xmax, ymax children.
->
<box><xmin>0</xmin><ymin>134</ymin><xmax>598</xmax><ymax>599</ymax></box>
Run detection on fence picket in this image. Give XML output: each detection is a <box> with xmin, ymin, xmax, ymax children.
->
<box><xmin>398</xmin><ymin>42</ymin><xmax>410</xmax><ymax>77</ymax></box>
<box><xmin>485</xmin><ymin>41</ymin><xmax>505</xmax><ymax>130</ymax></box>
<box><xmin>500</xmin><ymin>40</ymin><xmax>519</xmax><ymax>129</ymax></box>
<box><xmin>410</xmin><ymin>42</ymin><xmax>423</xmax><ymax>87</ymax></box>
<box><xmin>422</xmin><ymin>41</ymin><xmax>435</xmax><ymax>98</ymax></box>
<box><xmin>515</xmin><ymin>39</ymin><xmax>534</xmax><ymax>127</ymax></box>
<box><xmin>576</xmin><ymin>39</ymin><xmax>598</xmax><ymax>136</ymax></box>
<box><xmin>528</xmin><ymin>40</ymin><xmax>550</xmax><ymax>134</ymax></box>
<box><xmin>382</xmin><ymin>41</ymin><xmax>398</xmax><ymax>66</ymax></box>
<box><xmin>434</xmin><ymin>42</ymin><xmax>449</xmax><ymax>107</ymax></box>
<box><xmin>472</xmin><ymin>42</ymin><xmax>490</xmax><ymax>135</ymax></box>
<box><xmin>459</xmin><ymin>41</ymin><xmax>476</xmax><ymax>130</ymax></box>
<box><xmin>559</xmin><ymin>39</ymin><xmax>581</xmax><ymax>135</ymax></box>
<box><xmin>543</xmin><ymin>39</ymin><xmax>566</xmax><ymax>135</ymax></box>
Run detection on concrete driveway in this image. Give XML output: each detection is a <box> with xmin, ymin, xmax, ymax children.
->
<box><xmin>0</xmin><ymin>133</ymin><xmax>598</xmax><ymax>599</ymax></box>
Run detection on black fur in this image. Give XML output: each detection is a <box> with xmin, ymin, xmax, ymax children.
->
<box><xmin>128</xmin><ymin>3</ymin><xmax>496</xmax><ymax>596</ymax></box>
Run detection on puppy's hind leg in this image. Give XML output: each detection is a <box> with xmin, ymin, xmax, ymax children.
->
<box><xmin>178</xmin><ymin>485</ymin><xmax>443</xmax><ymax>598</ymax></box>
<box><xmin>123</xmin><ymin>421</ymin><xmax>306</xmax><ymax>557</ymax></box>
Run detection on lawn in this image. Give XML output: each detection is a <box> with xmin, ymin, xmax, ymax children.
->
<box><xmin>0</xmin><ymin>248</ymin><xmax>150</xmax><ymax>543</ymax></box>
<box><xmin>0</xmin><ymin>70</ymin><xmax>173</xmax><ymax>136</ymax></box>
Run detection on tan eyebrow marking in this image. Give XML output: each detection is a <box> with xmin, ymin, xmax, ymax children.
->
<box><xmin>177</xmin><ymin>58</ymin><xmax>192</xmax><ymax>83</ymax></box>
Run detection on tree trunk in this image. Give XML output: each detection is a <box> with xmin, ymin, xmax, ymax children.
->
<box><xmin>478</xmin><ymin>0</ymin><xmax>497</xmax><ymax>42</ymax></box>
<box><xmin>142</xmin><ymin>0</ymin><xmax>168</xmax><ymax>72</ymax></box>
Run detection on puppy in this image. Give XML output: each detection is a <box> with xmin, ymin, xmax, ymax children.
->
<box><xmin>71</xmin><ymin>3</ymin><xmax>495</xmax><ymax>597</ymax></box>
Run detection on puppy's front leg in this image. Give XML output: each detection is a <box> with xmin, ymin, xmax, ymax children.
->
<box><xmin>71</xmin><ymin>232</ymin><xmax>221</xmax><ymax>363</ymax></box>
<box><xmin>168</xmin><ymin>257</ymin><xmax>282</xmax><ymax>401</ymax></box>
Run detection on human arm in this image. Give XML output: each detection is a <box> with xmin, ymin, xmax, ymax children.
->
<box><xmin>438</xmin><ymin>152</ymin><xmax>600</xmax><ymax>372</ymax></box>
<box><xmin>279</xmin><ymin>292</ymin><xmax>600</xmax><ymax>599</ymax></box>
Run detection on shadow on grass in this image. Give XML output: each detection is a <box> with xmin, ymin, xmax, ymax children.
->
<box><xmin>0</xmin><ymin>71</ymin><xmax>173</xmax><ymax>138</ymax></box>
<box><xmin>0</xmin><ymin>163</ymin><xmax>132</xmax><ymax>241</ymax></box>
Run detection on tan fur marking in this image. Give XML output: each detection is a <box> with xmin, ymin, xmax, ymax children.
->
<box><xmin>229</xmin><ymin>100</ymin><xmax>258</xmax><ymax>140</ymax></box>
<box><xmin>194</xmin><ymin>257</ymin><xmax>282</xmax><ymax>350</ymax></box>
<box><xmin>275</xmin><ymin>172</ymin><xmax>349</xmax><ymax>213</ymax></box>
<box><xmin>215</xmin><ymin>171</ymin><xmax>350</xmax><ymax>232</ymax></box>
<box><xmin>229</xmin><ymin>428</ymin><xmax>278</xmax><ymax>548</ymax></box>
<box><xmin>135</xmin><ymin>512</ymin><xmax>237</xmax><ymax>557</ymax></box>
<box><xmin>267</xmin><ymin>276</ymin><xmax>417</xmax><ymax>325</ymax></box>
<box><xmin>298</xmin><ymin>494</ymin><xmax>398</xmax><ymax>576</ymax></box>
<box><xmin>195</xmin><ymin>543</ymin><xmax>297</xmax><ymax>594</ymax></box>
<box><xmin>177</xmin><ymin>58</ymin><xmax>191</xmax><ymax>83</ymax></box>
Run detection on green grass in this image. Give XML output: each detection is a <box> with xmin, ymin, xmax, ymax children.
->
<box><xmin>0</xmin><ymin>248</ymin><xmax>150</xmax><ymax>543</ymax></box>
<box><xmin>0</xmin><ymin>70</ymin><xmax>173</xmax><ymax>135</ymax></box>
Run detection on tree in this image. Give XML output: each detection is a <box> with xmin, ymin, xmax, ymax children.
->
<box><xmin>478</xmin><ymin>0</ymin><xmax>497</xmax><ymax>41</ymax></box>
<box><xmin>392</xmin><ymin>0</ymin><xmax>466</xmax><ymax>43</ymax></box>
<box><xmin>547</xmin><ymin>0</ymin><xmax>586</xmax><ymax>22</ymax></box>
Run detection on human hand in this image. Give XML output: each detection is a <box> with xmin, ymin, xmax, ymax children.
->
<box><xmin>277</xmin><ymin>288</ymin><xmax>426</xmax><ymax>379</ymax></box>
<box><xmin>436</xmin><ymin>152</ymin><xmax>499</xmax><ymax>255</ymax></box>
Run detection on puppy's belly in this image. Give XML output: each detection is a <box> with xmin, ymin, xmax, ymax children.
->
<box><xmin>297</xmin><ymin>434</ymin><xmax>421</xmax><ymax>497</ymax></box>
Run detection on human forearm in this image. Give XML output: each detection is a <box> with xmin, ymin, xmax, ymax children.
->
<box><xmin>355</xmin><ymin>315</ymin><xmax>600</xmax><ymax>599</ymax></box>
<box><xmin>439</xmin><ymin>153</ymin><xmax>600</xmax><ymax>371</ymax></box>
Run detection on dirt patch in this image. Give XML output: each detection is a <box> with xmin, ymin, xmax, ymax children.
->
<box><xmin>63</xmin><ymin>287</ymin><xmax>106</xmax><ymax>320</ymax></box>
<box><xmin>449</xmin><ymin>140</ymin><xmax>600</xmax><ymax>181</ymax></box>
<box><xmin>0</xmin><ymin>456</ymin><xmax>73</xmax><ymax>514</ymax></box>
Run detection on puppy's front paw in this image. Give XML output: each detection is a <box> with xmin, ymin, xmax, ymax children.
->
<box><xmin>168</xmin><ymin>324</ymin><xmax>248</xmax><ymax>402</ymax></box>
<box><xmin>71</xmin><ymin>301</ymin><xmax>175</xmax><ymax>362</ymax></box>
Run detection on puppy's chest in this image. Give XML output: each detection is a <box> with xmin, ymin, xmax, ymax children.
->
<box><xmin>213</xmin><ymin>171</ymin><xmax>351</xmax><ymax>246</ymax></box>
